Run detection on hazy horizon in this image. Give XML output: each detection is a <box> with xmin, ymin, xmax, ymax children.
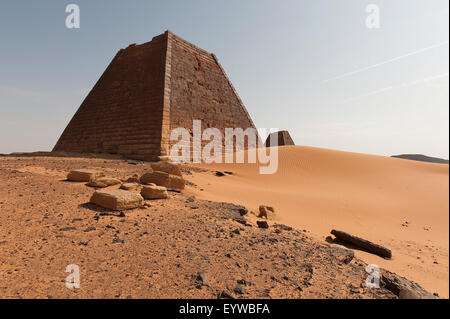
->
<box><xmin>0</xmin><ymin>0</ymin><xmax>448</xmax><ymax>158</ymax></box>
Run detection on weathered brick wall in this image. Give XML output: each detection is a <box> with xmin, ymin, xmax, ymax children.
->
<box><xmin>53</xmin><ymin>34</ymin><xmax>167</xmax><ymax>160</ymax></box>
<box><xmin>168</xmin><ymin>33</ymin><xmax>258</xmax><ymax>159</ymax></box>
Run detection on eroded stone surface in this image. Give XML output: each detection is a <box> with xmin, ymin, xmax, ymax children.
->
<box><xmin>90</xmin><ymin>189</ymin><xmax>143</xmax><ymax>210</ymax></box>
<box><xmin>141</xmin><ymin>185</ymin><xmax>168</xmax><ymax>200</ymax></box>
<box><xmin>140</xmin><ymin>171</ymin><xmax>185</xmax><ymax>191</ymax></box>
<box><xmin>150</xmin><ymin>162</ymin><xmax>182</xmax><ymax>176</ymax></box>
<box><xmin>67</xmin><ymin>169</ymin><xmax>104</xmax><ymax>182</ymax></box>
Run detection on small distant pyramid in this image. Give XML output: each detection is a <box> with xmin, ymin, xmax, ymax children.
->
<box><xmin>53</xmin><ymin>30</ymin><xmax>257</xmax><ymax>160</ymax></box>
<box><xmin>265</xmin><ymin>130</ymin><xmax>295</xmax><ymax>147</ymax></box>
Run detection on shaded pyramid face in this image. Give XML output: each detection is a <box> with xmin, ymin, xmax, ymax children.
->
<box><xmin>265</xmin><ymin>130</ymin><xmax>295</xmax><ymax>147</ymax></box>
<box><xmin>53</xmin><ymin>31</ymin><xmax>257</xmax><ymax>161</ymax></box>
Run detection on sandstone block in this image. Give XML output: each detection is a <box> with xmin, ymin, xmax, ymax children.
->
<box><xmin>141</xmin><ymin>185</ymin><xmax>168</xmax><ymax>199</ymax></box>
<box><xmin>150</xmin><ymin>161</ymin><xmax>182</xmax><ymax>176</ymax></box>
<box><xmin>67</xmin><ymin>169</ymin><xmax>104</xmax><ymax>182</ymax></box>
<box><xmin>140</xmin><ymin>171</ymin><xmax>169</xmax><ymax>185</ymax></box>
<box><xmin>167</xmin><ymin>174</ymin><xmax>185</xmax><ymax>191</ymax></box>
<box><xmin>90</xmin><ymin>189</ymin><xmax>143</xmax><ymax>210</ymax></box>
<box><xmin>140</xmin><ymin>171</ymin><xmax>185</xmax><ymax>191</ymax></box>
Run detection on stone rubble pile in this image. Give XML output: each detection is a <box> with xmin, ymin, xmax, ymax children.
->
<box><xmin>66</xmin><ymin>161</ymin><xmax>186</xmax><ymax>210</ymax></box>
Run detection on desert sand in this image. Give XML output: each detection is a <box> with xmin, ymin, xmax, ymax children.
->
<box><xmin>0</xmin><ymin>154</ymin><xmax>407</xmax><ymax>299</ymax></box>
<box><xmin>188</xmin><ymin>145</ymin><xmax>449</xmax><ymax>298</ymax></box>
<box><xmin>0</xmin><ymin>147</ymin><xmax>446</xmax><ymax>298</ymax></box>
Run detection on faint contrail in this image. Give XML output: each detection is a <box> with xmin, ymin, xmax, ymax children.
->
<box><xmin>342</xmin><ymin>72</ymin><xmax>449</xmax><ymax>103</ymax></box>
<box><xmin>322</xmin><ymin>41</ymin><xmax>449</xmax><ymax>83</ymax></box>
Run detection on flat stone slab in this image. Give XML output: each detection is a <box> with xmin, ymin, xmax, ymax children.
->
<box><xmin>141</xmin><ymin>185</ymin><xmax>168</xmax><ymax>199</ymax></box>
<box><xmin>67</xmin><ymin>169</ymin><xmax>104</xmax><ymax>182</ymax></box>
<box><xmin>90</xmin><ymin>189</ymin><xmax>143</xmax><ymax>210</ymax></box>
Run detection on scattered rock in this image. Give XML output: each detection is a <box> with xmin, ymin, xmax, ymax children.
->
<box><xmin>234</xmin><ymin>284</ymin><xmax>246</xmax><ymax>295</ymax></box>
<box><xmin>59</xmin><ymin>227</ymin><xmax>76</xmax><ymax>232</ymax></box>
<box><xmin>274</xmin><ymin>224</ymin><xmax>293</xmax><ymax>231</ymax></box>
<box><xmin>84</xmin><ymin>226</ymin><xmax>96</xmax><ymax>232</ymax></box>
<box><xmin>349</xmin><ymin>284</ymin><xmax>360</xmax><ymax>294</ymax></box>
<box><xmin>196</xmin><ymin>271</ymin><xmax>211</xmax><ymax>288</ymax></box>
<box><xmin>231</xmin><ymin>229</ymin><xmax>241</xmax><ymax>235</ymax></box>
<box><xmin>233</xmin><ymin>217</ymin><xmax>248</xmax><ymax>225</ymax></box>
<box><xmin>87</xmin><ymin>177</ymin><xmax>121</xmax><ymax>188</ymax></box>
<box><xmin>141</xmin><ymin>185</ymin><xmax>168</xmax><ymax>200</ymax></box>
<box><xmin>112</xmin><ymin>238</ymin><xmax>126</xmax><ymax>244</ymax></box>
<box><xmin>257</xmin><ymin>221</ymin><xmax>269</xmax><ymax>229</ymax></box>
<box><xmin>258</xmin><ymin>205</ymin><xmax>275</xmax><ymax>219</ymax></box>
<box><xmin>90</xmin><ymin>189</ymin><xmax>144</xmax><ymax>210</ymax></box>
<box><xmin>331</xmin><ymin>246</ymin><xmax>355</xmax><ymax>264</ymax></box>
<box><xmin>218</xmin><ymin>290</ymin><xmax>234</xmax><ymax>299</ymax></box>
<box><xmin>238</xmin><ymin>208</ymin><xmax>248</xmax><ymax>216</ymax></box>
<box><xmin>67</xmin><ymin>169</ymin><xmax>104</xmax><ymax>182</ymax></box>
<box><xmin>381</xmin><ymin>270</ymin><xmax>436</xmax><ymax>299</ymax></box>
<box><xmin>186</xmin><ymin>196</ymin><xmax>195</xmax><ymax>203</ymax></box>
<box><xmin>331</xmin><ymin>229</ymin><xmax>392</xmax><ymax>259</ymax></box>
<box><xmin>237</xmin><ymin>279</ymin><xmax>248</xmax><ymax>285</ymax></box>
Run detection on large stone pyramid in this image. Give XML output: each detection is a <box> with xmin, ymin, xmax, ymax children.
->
<box><xmin>53</xmin><ymin>30</ymin><xmax>257</xmax><ymax>161</ymax></box>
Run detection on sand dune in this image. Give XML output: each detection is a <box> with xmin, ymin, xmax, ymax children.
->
<box><xmin>187</xmin><ymin>146</ymin><xmax>449</xmax><ymax>297</ymax></box>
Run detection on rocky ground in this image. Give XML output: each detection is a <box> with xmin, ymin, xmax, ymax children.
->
<box><xmin>0</xmin><ymin>153</ymin><xmax>435</xmax><ymax>298</ymax></box>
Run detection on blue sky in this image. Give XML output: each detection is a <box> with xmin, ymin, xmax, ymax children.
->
<box><xmin>0</xmin><ymin>0</ymin><xmax>448</xmax><ymax>158</ymax></box>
